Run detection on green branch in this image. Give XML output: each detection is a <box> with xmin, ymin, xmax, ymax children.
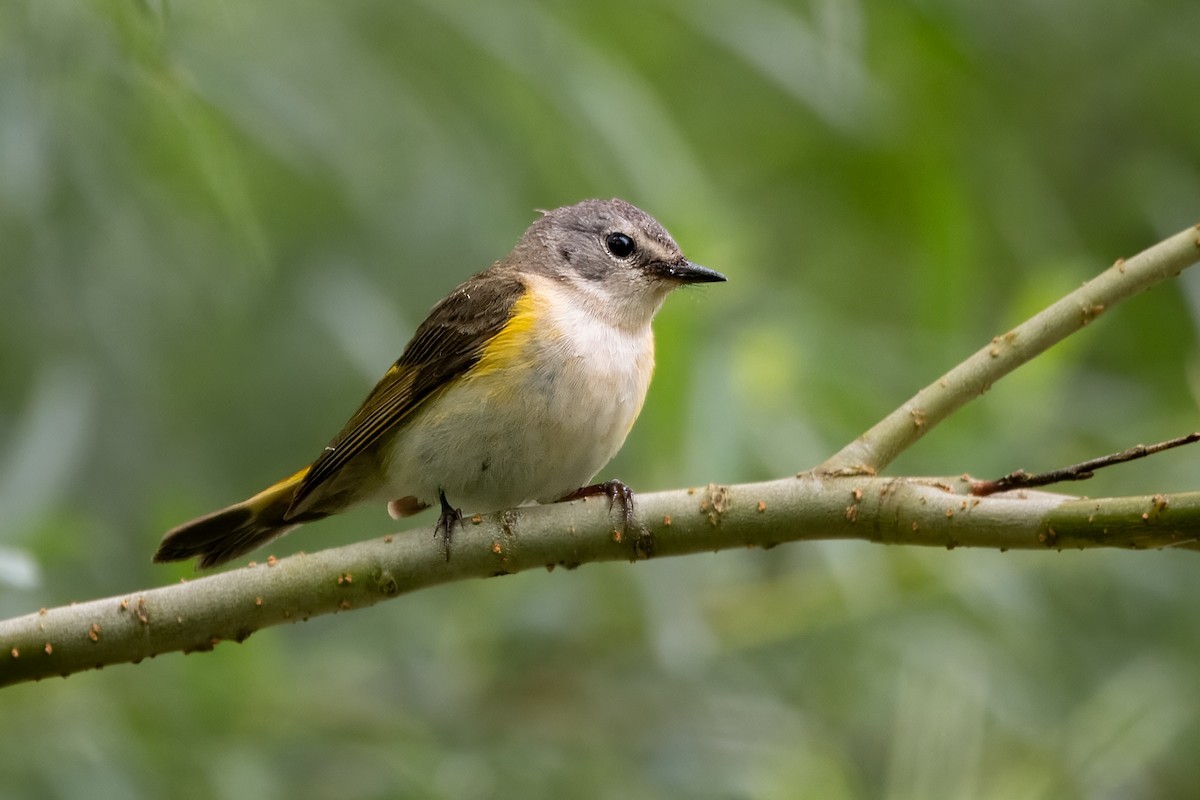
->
<box><xmin>820</xmin><ymin>224</ymin><xmax>1200</xmax><ymax>474</ymax></box>
<box><xmin>4</xmin><ymin>477</ymin><xmax>1199</xmax><ymax>688</ymax></box>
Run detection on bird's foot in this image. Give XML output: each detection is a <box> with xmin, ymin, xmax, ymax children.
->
<box><xmin>558</xmin><ymin>478</ymin><xmax>653</xmax><ymax>558</ymax></box>
<box><xmin>434</xmin><ymin>490</ymin><xmax>462</xmax><ymax>562</ymax></box>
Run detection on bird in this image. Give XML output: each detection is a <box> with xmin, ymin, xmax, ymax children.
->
<box><xmin>153</xmin><ymin>198</ymin><xmax>725</xmax><ymax>568</ymax></box>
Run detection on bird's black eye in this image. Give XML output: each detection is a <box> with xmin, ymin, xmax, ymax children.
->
<box><xmin>605</xmin><ymin>232</ymin><xmax>636</xmax><ymax>259</ymax></box>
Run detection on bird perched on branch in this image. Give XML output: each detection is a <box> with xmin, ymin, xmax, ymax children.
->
<box><xmin>154</xmin><ymin>198</ymin><xmax>724</xmax><ymax>568</ymax></box>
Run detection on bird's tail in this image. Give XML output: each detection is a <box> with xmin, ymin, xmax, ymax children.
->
<box><xmin>154</xmin><ymin>467</ymin><xmax>324</xmax><ymax>569</ymax></box>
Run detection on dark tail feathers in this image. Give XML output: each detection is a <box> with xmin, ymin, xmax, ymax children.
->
<box><xmin>154</xmin><ymin>468</ymin><xmax>324</xmax><ymax>569</ymax></box>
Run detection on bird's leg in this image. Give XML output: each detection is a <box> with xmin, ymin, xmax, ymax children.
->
<box><xmin>434</xmin><ymin>489</ymin><xmax>462</xmax><ymax>562</ymax></box>
<box><xmin>557</xmin><ymin>478</ymin><xmax>653</xmax><ymax>558</ymax></box>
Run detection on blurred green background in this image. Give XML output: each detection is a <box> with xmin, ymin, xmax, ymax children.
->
<box><xmin>3</xmin><ymin>0</ymin><xmax>1200</xmax><ymax>797</ymax></box>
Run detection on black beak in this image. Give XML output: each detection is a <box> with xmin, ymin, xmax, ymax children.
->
<box><xmin>656</xmin><ymin>260</ymin><xmax>727</xmax><ymax>284</ymax></box>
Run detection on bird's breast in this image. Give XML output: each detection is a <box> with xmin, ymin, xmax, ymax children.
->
<box><xmin>384</xmin><ymin>276</ymin><xmax>656</xmax><ymax>512</ymax></box>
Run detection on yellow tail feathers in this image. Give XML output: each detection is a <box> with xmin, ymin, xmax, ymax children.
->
<box><xmin>154</xmin><ymin>468</ymin><xmax>323</xmax><ymax>569</ymax></box>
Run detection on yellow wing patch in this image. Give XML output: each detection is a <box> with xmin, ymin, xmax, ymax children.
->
<box><xmin>469</xmin><ymin>288</ymin><xmax>546</xmax><ymax>378</ymax></box>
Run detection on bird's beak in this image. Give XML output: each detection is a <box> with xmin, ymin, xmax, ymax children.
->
<box><xmin>656</xmin><ymin>260</ymin><xmax>727</xmax><ymax>284</ymax></box>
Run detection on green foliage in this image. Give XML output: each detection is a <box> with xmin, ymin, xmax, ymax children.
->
<box><xmin>2</xmin><ymin>0</ymin><xmax>1200</xmax><ymax>796</ymax></box>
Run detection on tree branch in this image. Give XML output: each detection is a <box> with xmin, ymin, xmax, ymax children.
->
<box><xmin>3</xmin><ymin>223</ymin><xmax>1200</xmax><ymax>688</ymax></box>
<box><xmin>4</xmin><ymin>477</ymin><xmax>1200</xmax><ymax>687</ymax></box>
<box><xmin>819</xmin><ymin>224</ymin><xmax>1200</xmax><ymax>474</ymax></box>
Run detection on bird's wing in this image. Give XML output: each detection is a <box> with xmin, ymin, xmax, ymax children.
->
<box><xmin>288</xmin><ymin>271</ymin><xmax>525</xmax><ymax>516</ymax></box>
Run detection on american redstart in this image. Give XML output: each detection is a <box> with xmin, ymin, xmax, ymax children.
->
<box><xmin>154</xmin><ymin>198</ymin><xmax>725</xmax><ymax>568</ymax></box>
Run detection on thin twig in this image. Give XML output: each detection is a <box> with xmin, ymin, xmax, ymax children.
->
<box><xmin>971</xmin><ymin>433</ymin><xmax>1200</xmax><ymax>496</ymax></box>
